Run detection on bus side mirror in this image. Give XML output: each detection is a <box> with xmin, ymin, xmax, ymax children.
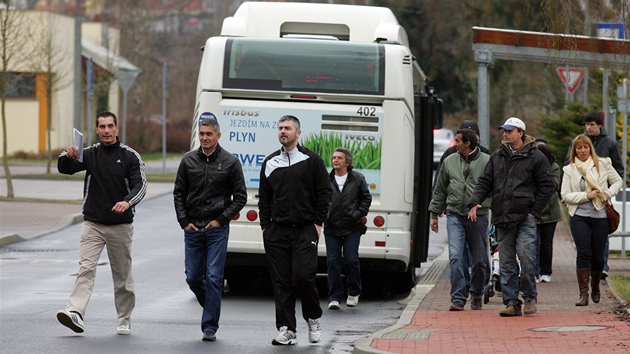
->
<box><xmin>432</xmin><ymin>98</ymin><xmax>443</xmax><ymax>129</ymax></box>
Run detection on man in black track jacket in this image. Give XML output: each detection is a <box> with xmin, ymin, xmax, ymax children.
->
<box><xmin>258</xmin><ymin>115</ymin><xmax>331</xmax><ymax>346</ymax></box>
<box><xmin>56</xmin><ymin>111</ymin><xmax>147</xmax><ymax>336</ymax></box>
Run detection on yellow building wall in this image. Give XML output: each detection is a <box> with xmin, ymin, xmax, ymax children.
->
<box><xmin>0</xmin><ymin>100</ymin><xmax>40</xmax><ymax>155</ymax></box>
<box><xmin>0</xmin><ymin>11</ymin><xmax>124</xmax><ymax>157</ymax></box>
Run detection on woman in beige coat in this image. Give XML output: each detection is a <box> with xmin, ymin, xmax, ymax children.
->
<box><xmin>561</xmin><ymin>134</ymin><xmax>623</xmax><ymax>306</ymax></box>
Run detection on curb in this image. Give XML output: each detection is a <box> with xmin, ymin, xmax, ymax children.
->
<box><xmin>0</xmin><ymin>233</ymin><xmax>23</xmax><ymax>247</ymax></box>
<box><xmin>0</xmin><ymin>212</ymin><xmax>83</xmax><ymax>247</ymax></box>
<box><xmin>352</xmin><ymin>248</ymin><xmax>448</xmax><ymax>354</ymax></box>
<box><xmin>0</xmin><ymin>189</ymin><xmax>173</xmax><ymax>247</ymax></box>
<box><xmin>353</xmin><ymin>285</ymin><xmax>436</xmax><ymax>354</ymax></box>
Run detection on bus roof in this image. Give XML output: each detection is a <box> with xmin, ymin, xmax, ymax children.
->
<box><xmin>220</xmin><ymin>1</ymin><xmax>409</xmax><ymax>47</ymax></box>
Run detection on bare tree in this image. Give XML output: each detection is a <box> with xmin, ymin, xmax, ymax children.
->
<box><xmin>0</xmin><ymin>2</ymin><xmax>32</xmax><ymax>197</ymax></box>
<box><xmin>28</xmin><ymin>12</ymin><xmax>73</xmax><ymax>173</ymax></box>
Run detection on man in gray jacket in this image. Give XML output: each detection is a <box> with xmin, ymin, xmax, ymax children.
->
<box><xmin>429</xmin><ymin>129</ymin><xmax>490</xmax><ymax>311</ymax></box>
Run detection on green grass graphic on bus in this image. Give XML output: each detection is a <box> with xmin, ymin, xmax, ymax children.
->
<box><xmin>301</xmin><ymin>132</ymin><xmax>381</xmax><ymax>169</ymax></box>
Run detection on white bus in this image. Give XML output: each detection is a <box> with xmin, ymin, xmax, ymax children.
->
<box><xmin>191</xmin><ymin>2</ymin><xmax>442</xmax><ymax>293</ymax></box>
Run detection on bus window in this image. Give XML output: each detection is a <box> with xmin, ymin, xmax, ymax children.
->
<box><xmin>222</xmin><ymin>38</ymin><xmax>385</xmax><ymax>95</ymax></box>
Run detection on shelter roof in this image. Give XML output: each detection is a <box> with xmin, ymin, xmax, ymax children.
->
<box><xmin>81</xmin><ymin>38</ymin><xmax>138</xmax><ymax>73</ymax></box>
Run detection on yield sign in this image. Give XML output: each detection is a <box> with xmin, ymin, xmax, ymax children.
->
<box><xmin>556</xmin><ymin>67</ymin><xmax>584</xmax><ymax>94</ymax></box>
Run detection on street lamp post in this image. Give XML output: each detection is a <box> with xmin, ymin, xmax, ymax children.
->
<box><xmin>162</xmin><ymin>62</ymin><xmax>168</xmax><ymax>174</ymax></box>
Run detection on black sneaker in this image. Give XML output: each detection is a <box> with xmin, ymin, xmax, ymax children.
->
<box><xmin>471</xmin><ymin>299</ymin><xmax>482</xmax><ymax>310</ymax></box>
<box><xmin>449</xmin><ymin>302</ymin><xmax>464</xmax><ymax>311</ymax></box>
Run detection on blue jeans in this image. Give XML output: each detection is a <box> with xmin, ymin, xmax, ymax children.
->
<box><xmin>496</xmin><ymin>216</ymin><xmax>537</xmax><ymax>306</ymax></box>
<box><xmin>446</xmin><ymin>213</ymin><xmax>488</xmax><ymax>305</ymax></box>
<box><xmin>463</xmin><ymin>241</ymin><xmax>491</xmax><ymax>292</ymax></box>
<box><xmin>570</xmin><ymin>215</ymin><xmax>608</xmax><ymax>270</ymax></box>
<box><xmin>184</xmin><ymin>225</ymin><xmax>229</xmax><ymax>333</ymax></box>
<box><xmin>325</xmin><ymin>230</ymin><xmax>362</xmax><ymax>302</ymax></box>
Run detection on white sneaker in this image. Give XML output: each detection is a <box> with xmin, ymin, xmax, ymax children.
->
<box><xmin>272</xmin><ymin>326</ymin><xmax>297</xmax><ymax>345</ymax></box>
<box><xmin>117</xmin><ymin>324</ymin><xmax>131</xmax><ymax>335</ymax></box>
<box><xmin>307</xmin><ymin>318</ymin><xmax>322</xmax><ymax>343</ymax></box>
<box><xmin>535</xmin><ymin>276</ymin><xmax>540</xmax><ymax>284</ymax></box>
<box><xmin>540</xmin><ymin>275</ymin><xmax>551</xmax><ymax>283</ymax></box>
<box><xmin>347</xmin><ymin>295</ymin><xmax>359</xmax><ymax>307</ymax></box>
<box><xmin>328</xmin><ymin>300</ymin><xmax>340</xmax><ymax>310</ymax></box>
<box><xmin>56</xmin><ymin>310</ymin><xmax>84</xmax><ymax>333</ymax></box>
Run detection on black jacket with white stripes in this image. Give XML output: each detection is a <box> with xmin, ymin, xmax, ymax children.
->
<box><xmin>58</xmin><ymin>138</ymin><xmax>147</xmax><ymax>225</ymax></box>
<box><xmin>258</xmin><ymin>144</ymin><xmax>332</xmax><ymax>230</ymax></box>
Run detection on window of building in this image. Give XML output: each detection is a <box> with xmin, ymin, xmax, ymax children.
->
<box><xmin>3</xmin><ymin>73</ymin><xmax>36</xmax><ymax>97</ymax></box>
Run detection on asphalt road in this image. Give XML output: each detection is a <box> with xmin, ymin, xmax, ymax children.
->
<box><xmin>1</xmin><ymin>193</ymin><xmax>443</xmax><ymax>353</ymax></box>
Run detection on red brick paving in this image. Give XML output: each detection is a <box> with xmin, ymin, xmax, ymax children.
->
<box><xmin>0</xmin><ymin>201</ymin><xmax>81</xmax><ymax>239</ymax></box>
<box><xmin>367</xmin><ymin>221</ymin><xmax>630</xmax><ymax>353</ymax></box>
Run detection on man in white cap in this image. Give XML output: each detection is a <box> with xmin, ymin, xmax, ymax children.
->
<box><xmin>468</xmin><ymin>117</ymin><xmax>555</xmax><ymax>317</ymax></box>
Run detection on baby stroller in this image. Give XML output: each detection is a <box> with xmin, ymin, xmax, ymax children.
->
<box><xmin>483</xmin><ymin>224</ymin><xmax>501</xmax><ymax>304</ymax></box>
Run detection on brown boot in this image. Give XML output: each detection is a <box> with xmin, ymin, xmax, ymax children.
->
<box><xmin>590</xmin><ymin>270</ymin><xmax>603</xmax><ymax>303</ymax></box>
<box><xmin>575</xmin><ymin>268</ymin><xmax>589</xmax><ymax>306</ymax></box>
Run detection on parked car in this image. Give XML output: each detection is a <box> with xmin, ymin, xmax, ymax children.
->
<box><xmin>433</xmin><ymin>128</ymin><xmax>456</xmax><ymax>169</ymax></box>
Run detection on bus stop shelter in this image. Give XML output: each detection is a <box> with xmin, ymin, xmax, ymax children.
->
<box><xmin>472</xmin><ymin>27</ymin><xmax>630</xmax><ymax>255</ymax></box>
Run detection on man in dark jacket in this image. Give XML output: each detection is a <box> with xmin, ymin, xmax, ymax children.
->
<box><xmin>258</xmin><ymin>115</ymin><xmax>332</xmax><ymax>346</ymax></box>
<box><xmin>173</xmin><ymin>116</ymin><xmax>247</xmax><ymax>342</ymax></box>
<box><xmin>468</xmin><ymin>117</ymin><xmax>555</xmax><ymax>318</ymax></box>
<box><xmin>324</xmin><ymin>147</ymin><xmax>372</xmax><ymax>310</ymax></box>
<box><xmin>563</xmin><ymin>110</ymin><xmax>623</xmax><ymax>279</ymax></box>
<box><xmin>56</xmin><ymin>111</ymin><xmax>147</xmax><ymax>336</ymax></box>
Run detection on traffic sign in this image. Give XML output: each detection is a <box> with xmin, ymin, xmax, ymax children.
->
<box><xmin>115</xmin><ymin>69</ymin><xmax>139</xmax><ymax>93</ymax></box>
<box><xmin>556</xmin><ymin>67</ymin><xmax>584</xmax><ymax>94</ymax></box>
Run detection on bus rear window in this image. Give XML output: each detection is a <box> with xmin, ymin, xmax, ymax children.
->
<box><xmin>223</xmin><ymin>38</ymin><xmax>384</xmax><ymax>95</ymax></box>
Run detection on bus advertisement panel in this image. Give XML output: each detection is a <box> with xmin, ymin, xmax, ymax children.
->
<box><xmin>208</xmin><ymin>104</ymin><xmax>383</xmax><ymax>194</ymax></box>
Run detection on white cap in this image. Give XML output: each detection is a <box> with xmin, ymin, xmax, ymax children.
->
<box><xmin>499</xmin><ymin>117</ymin><xmax>526</xmax><ymax>131</ymax></box>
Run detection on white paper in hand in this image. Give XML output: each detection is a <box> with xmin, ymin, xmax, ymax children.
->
<box><xmin>73</xmin><ymin>128</ymin><xmax>84</xmax><ymax>162</ymax></box>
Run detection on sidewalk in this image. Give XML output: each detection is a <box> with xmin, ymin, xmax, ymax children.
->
<box><xmin>0</xmin><ymin>159</ymin><xmax>177</xmax><ymax>246</ymax></box>
<box><xmin>355</xmin><ymin>220</ymin><xmax>630</xmax><ymax>353</ymax></box>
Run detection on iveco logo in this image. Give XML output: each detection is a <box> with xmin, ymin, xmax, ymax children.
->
<box><xmin>223</xmin><ymin>108</ymin><xmax>260</xmax><ymax>117</ymax></box>
<box><xmin>346</xmin><ymin>134</ymin><xmax>376</xmax><ymax>141</ymax></box>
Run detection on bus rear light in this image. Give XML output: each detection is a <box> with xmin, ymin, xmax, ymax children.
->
<box><xmin>373</xmin><ymin>215</ymin><xmax>385</xmax><ymax>227</ymax></box>
<box><xmin>375</xmin><ymin>241</ymin><xmax>386</xmax><ymax>247</ymax></box>
<box><xmin>290</xmin><ymin>94</ymin><xmax>317</xmax><ymax>99</ymax></box>
<box><xmin>246</xmin><ymin>210</ymin><xmax>258</xmax><ymax>221</ymax></box>
<box><xmin>233</xmin><ymin>213</ymin><xmax>240</xmax><ymax>220</ymax></box>
<box><xmin>361</xmin><ymin>216</ymin><xmax>367</xmax><ymax>224</ymax></box>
